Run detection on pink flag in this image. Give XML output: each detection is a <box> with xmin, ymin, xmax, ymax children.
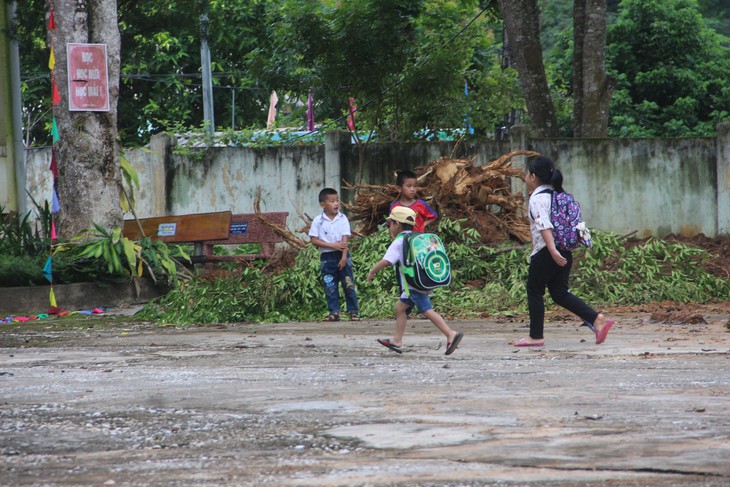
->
<box><xmin>347</xmin><ymin>98</ymin><xmax>357</xmax><ymax>131</ymax></box>
<box><xmin>267</xmin><ymin>90</ymin><xmax>278</xmax><ymax>130</ymax></box>
<box><xmin>306</xmin><ymin>91</ymin><xmax>314</xmax><ymax>131</ymax></box>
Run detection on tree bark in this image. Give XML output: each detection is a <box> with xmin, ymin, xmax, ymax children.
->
<box><xmin>572</xmin><ymin>0</ymin><xmax>611</xmax><ymax>137</ymax></box>
<box><xmin>49</xmin><ymin>0</ymin><xmax>122</xmax><ymax>238</ymax></box>
<box><xmin>498</xmin><ymin>0</ymin><xmax>559</xmax><ymax>137</ymax></box>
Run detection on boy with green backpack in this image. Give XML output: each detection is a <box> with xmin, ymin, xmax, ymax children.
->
<box><xmin>366</xmin><ymin>206</ymin><xmax>463</xmax><ymax>355</ymax></box>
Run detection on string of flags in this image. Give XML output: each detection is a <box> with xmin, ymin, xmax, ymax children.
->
<box><xmin>3</xmin><ymin>308</ymin><xmax>107</xmax><ymax>324</ymax></box>
<box><xmin>46</xmin><ymin>3</ymin><xmax>60</xmax><ymax>309</ymax></box>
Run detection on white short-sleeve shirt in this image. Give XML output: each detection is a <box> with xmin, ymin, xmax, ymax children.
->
<box><xmin>528</xmin><ymin>184</ymin><xmax>554</xmax><ymax>256</ymax></box>
<box><xmin>309</xmin><ymin>211</ymin><xmax>352</xmax><ymax>253</ymax></box>
<box><xmin>383</xmin><ymin>231</ymin><xmax>427</xmax><ymax>297</ymax></box>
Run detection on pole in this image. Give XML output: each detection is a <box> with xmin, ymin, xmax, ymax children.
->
<box><xmin>199</xmin><ymin>1</ymin><xmax>214</xmax><ymax>136</ymax></box>
<box><xmin>7</xmin><ymin>1</ymin><xmax>26</xmax><ymax>214</ymax></box>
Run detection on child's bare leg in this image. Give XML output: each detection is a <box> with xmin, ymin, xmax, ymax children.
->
<box><xmin>392</xmin><ymin>300</ymin><xmax>409</xmax><ymax>346</ymax></box>
<box><xmin>593</xmin><ymin>313</ymin><xmax>607</xmax><ymax>331</ymax></box>
<box><xmin>421</xmin><ymin>309</ymin><xmax>459</xmax><ymax>343</ymax></box>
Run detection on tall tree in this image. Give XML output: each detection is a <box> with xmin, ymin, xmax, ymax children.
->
<box><xmin>572</xmin><ymin>0</ymin><xmax>611</xmax><ymax>137</ymax></box>
<box><xmin>607</xmin><ymin>0</ymin><xmax>730</xmax><ymax>136</ymax></box>
<box><xmin>50</xmin><ymin>0</ymin><xmax>122</xmax><ymax>237</ymax></box>
<box><xmin>498</xmin><ymin>0</ymin><xmax>559</xmax><ymax>137</ymax></box>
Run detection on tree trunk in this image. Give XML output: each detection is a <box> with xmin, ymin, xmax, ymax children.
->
<box><xmin>572</xmin><ymin>0</ymin><xmax>611</xmax><ymax>137</ymax></box>
<box><xmin>498</xmin><ymin>0</ymin><xmax>559</xmax><ymax>137</ymax></box>
<box><xmin>49</xmin><ymin>0</ymin><xmax>122</xmax><ymax>238</ymax></box>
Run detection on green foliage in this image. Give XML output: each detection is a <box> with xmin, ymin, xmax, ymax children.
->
<box><xmin>14</xmin><ymin>0</ymin><xmax>730</xmax><ymax>144</ymax></box>
<box><xmin>570</xmin><ymin>231</ymin><xmax>729</xmax><ymax>304</ymax></box>
<box><xmin>606</xmin><ymin>0</ymin><xmax>730</xmax><ymax>136</ymax></box>
<box><xmin>0</xmin><ymin>254</ymin><xmax>47</xmax><ymax>287</ymax></box>
<box><xmin>0</xmin><ymin>202</ymin><xmax>52</xmax><ymax>258</ymax></box>
<box><xmin>138</xmin><ymin>220</ymin><xmax>729</xmax><ymax>325</ymax></box>
<box><xmin>54</xmin><ymin>225</ymin><xmax>191</xmax><ymax>287</ymax></box>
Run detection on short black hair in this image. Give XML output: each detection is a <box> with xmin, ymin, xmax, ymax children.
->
<box><xmin>396</xmin><ymin>170</ymin><xmax>417</xmax><ymax>186</ymax></box>
<box><xmin>318</xmin><ymin>187</ymin><xmax>338</xmax><ymax>202</ymax></box>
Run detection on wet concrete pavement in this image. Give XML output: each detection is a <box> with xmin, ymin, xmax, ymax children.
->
<box><xmin>1</xmin><ymin>309</ymin><xmax>729</xmax><ymax>486</ymax></box>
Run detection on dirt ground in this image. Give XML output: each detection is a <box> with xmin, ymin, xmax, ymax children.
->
<box><xmin>2</xmin><ymin>301</ymin><xmax>730</xmax><ymax>487</ymax></box>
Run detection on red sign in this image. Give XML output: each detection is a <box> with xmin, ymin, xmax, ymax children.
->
<box><xmin>67</xmin><ymin>43</ymin><xmax>110</xmax><ymax>112</ymax></box>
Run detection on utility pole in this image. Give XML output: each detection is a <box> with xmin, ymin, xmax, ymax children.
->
<box><xmin>199</xmin><ymin>0</ymin><xmax>215</xmax><ymax>136</ymax></box>
<box><xmin>1</xmin><ymin>1</ymin><xmax>25</xmax><ymax>214</ymax></box>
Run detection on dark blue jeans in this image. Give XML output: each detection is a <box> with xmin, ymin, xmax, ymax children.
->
<box><xmin>320</xmin><ymin>251</ymin><xmax>359</xmax><ymax>314</ymax></box>
<box><xmin>527</xmin><ymin>247</ymin><xmax>598</xmax><ymax>339</ymax></box>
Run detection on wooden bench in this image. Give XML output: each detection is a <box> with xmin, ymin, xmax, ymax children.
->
<box><xmin>122</xmin><ymin>211</ymin><xmax>289</xmax><ymax>264</ymax></box>
<box><xmin>199</xmin><ymin>212</ymin><xmax>289</xmax><ymax>263</ymax></box>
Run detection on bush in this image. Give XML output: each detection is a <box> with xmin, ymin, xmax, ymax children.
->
<box><xmin>137</xmin><ymin>220</ymin><xmax>730</xmax><ymax>325</ymax></box>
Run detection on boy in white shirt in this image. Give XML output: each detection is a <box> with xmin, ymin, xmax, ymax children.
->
<box><xmin>309</xmin><ymin>188</ymin><xmax>360</xmax><ymax>322</ymax></box>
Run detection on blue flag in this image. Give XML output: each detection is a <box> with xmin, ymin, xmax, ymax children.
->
<box><xmin>43</xmin><ymin>256</ymin><xmax>53</xmax><ymax>283</ymax></box>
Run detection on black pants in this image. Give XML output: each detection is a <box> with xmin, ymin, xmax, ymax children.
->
<box><xmin>526</xmin><ymin>247</ymin><xmax>598</xmax><ymax>339</ymax></box>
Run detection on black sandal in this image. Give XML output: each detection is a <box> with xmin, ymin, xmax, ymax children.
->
<box><xmin>322</xmin><ymin>313</ymin><xmax>340</xmax><ymax>322</ymax></box>
<box><xmin>349</xmin><ymin>312</ymin><xmax>361</xmax><ymax>321</ymax></box>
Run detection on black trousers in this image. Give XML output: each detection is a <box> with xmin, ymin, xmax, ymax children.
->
<box><xmin>526</xmin><ymin>247</ymin><xmax>598</xmax><ymax>339</ymax></box>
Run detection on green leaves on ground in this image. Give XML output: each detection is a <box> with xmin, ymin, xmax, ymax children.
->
<box><xmin>137</xmin><ymin>220</ymin><xmax>730</xmax><ymax>325</ymax></box>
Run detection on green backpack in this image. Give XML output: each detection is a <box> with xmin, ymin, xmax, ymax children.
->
<box><xmin>397</xmin><ymin>232</ymin><xmax>452</xmax><ymax>294</ymax></box>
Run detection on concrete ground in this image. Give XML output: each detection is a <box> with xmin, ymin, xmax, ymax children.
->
<box><xmin>1</xmin><ymin>306</ymin><xmax>729</xmax><ymax>486</ymax></box>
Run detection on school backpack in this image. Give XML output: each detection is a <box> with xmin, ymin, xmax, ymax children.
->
<box><xmin>537</xmin><ymin>189</ymin><xmax>592</xmax><ymax>251</ymax></box>
<box><xmin>398</xmin><ymin>232</ymin><xmax>452</xmax><ymax>293</ymax></box>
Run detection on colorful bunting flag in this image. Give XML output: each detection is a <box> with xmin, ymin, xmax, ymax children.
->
<box><xmin>50</xmin><ymin>148</ymin><xmax>58</xmax><ymax>178</ymax></box>
<box><xmin>51</xmin><ymin>117</ymin><xmax>59</xmax><ymax>142</ymax></box>
<box><xmin>464</xmin><ymin>82</ymin><xmax>474</xmax><ymax>135</ymax></box>
<box><xmin>347</xmin><ymin>98</ymin><xmax>356</xmax><ymax>131</ymax></box>
<box><xmin>48</xmin><ymin>2</ymin><xmax>60</xmax><ymax>309</ymax></box>
<box><xmin>52</xmin><ymin>78</ymin><xmax>61</xmax><ymax>106</ymax></box>
<box><xmin>306</xmin><ymin>91</ymin><xmax>314</xmax><ymax>132</ymax></box>
<box><xmin>267</xmin><ymin>90</ymin><xmax>278</xmax><ymax>130</ymax></box>
<box><xmin>42</xmin><ymin>257</ymin><xmax>53</xmax><ymax>283</ymax></box>
<box><xmin>51</xmin><ymin>188</ymin><xmax>60</xmax><ymax>213</ymax></box>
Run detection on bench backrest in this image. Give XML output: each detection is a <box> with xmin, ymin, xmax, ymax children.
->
<box><xmin>122</xmin><ymin>211</ymin><xmax>232</xmax><ymax>243</ymax></box>
<box><xmin>220</xmin><ymin>212</ymin><xmax>289</xmax><ymax>245</ymax></box>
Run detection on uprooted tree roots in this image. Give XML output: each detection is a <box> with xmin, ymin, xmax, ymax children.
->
<box><xmin>344</xmin><ymin>150</ymin><xmax>538</xmax><ymax>244</ymax></box>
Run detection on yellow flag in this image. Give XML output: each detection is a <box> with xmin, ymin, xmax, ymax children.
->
<box><xmin>50</xmin><ymin>287</ymin><xmax>57</xmax><ymax>307</ymax></box>
<box><xmin>48</xmin><ymin>47</ymin><xmax>55</xmax><ymax>71</ymax></box>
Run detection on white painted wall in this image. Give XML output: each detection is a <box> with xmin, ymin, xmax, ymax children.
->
<box><xmin>23</xmin><ymin>125</ymin><xmax>730</xmax><ymax>238</ymax></box>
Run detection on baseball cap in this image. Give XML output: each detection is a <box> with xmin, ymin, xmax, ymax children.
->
<box><xmin>387</xmin><ymin>206</ymin><xmax>417</xmax><ymax>225</ymax></box>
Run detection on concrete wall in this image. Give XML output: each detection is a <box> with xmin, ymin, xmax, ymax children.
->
<box><xmin>526</xmin><ymin>134</ymin><xmax>717</xmax><ymax>238</ymax></box>
<box><xmin>24</xmin><ymin>123</ymin><xmax>730</xmax><ymax>238</ymax></box>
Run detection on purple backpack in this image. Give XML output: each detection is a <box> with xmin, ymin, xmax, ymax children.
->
<box><xmin>538</xmin><ymin>189</ymin><xmax>591</xmax><ymax>251</ymax></box>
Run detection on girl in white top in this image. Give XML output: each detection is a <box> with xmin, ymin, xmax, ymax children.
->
<box><xmin>515</xmin><ymin>156</ymin><xmax>614</xmax><ymax>347</ymax></box>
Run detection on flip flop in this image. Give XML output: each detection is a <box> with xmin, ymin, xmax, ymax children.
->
<box><xmin>377</xmin><ymin>338</ymin><xmax>403</xmax><ymax>354</ymax></box>
<box><xmin>445</xmin><ymin>332</ymin><xmax>464</xmax><ymax>355</ymax></box>
<box><xmin>595</xmin><ymin>319</ymin><xmax>615</xmax><ymax>344</ymax></box>
<box><xmin>514</xmin><ymin>337</ymin><xmax>544</xmax><ymax>347</ymax></box>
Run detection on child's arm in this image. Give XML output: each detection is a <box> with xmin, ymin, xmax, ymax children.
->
<box><xmin>366</xmin><ymin>259</ymin><xmax>392</xmax><ymax>283</ymax></box>
<box><xmin>310</xmin><ymin>236</ymin><xmax>347</xmax><ymax>252</ymax></box>
<box><xmin>338</xmin><ymin>236</ymin><xmax>349</xmax><ymax>269</ymax></box>
<box><xmin>419</xmin><ymin>200</ymin><xmax>438</xmax><ymax>230</ymax></box>
<box><xmin>540</xmin><ymin>229</ymin><xmax>567</xmax><ymax>267</ymax></box>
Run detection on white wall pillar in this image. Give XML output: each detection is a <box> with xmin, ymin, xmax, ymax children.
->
<box><xmin>324</xmin><ymin>131</ymin><xmax>349</xmax><ymax>193</ymax></box>
<box><xmin>716</xmin><ymin>121</ymin><xmax>730</xmax><ymax>236</ymax></box>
